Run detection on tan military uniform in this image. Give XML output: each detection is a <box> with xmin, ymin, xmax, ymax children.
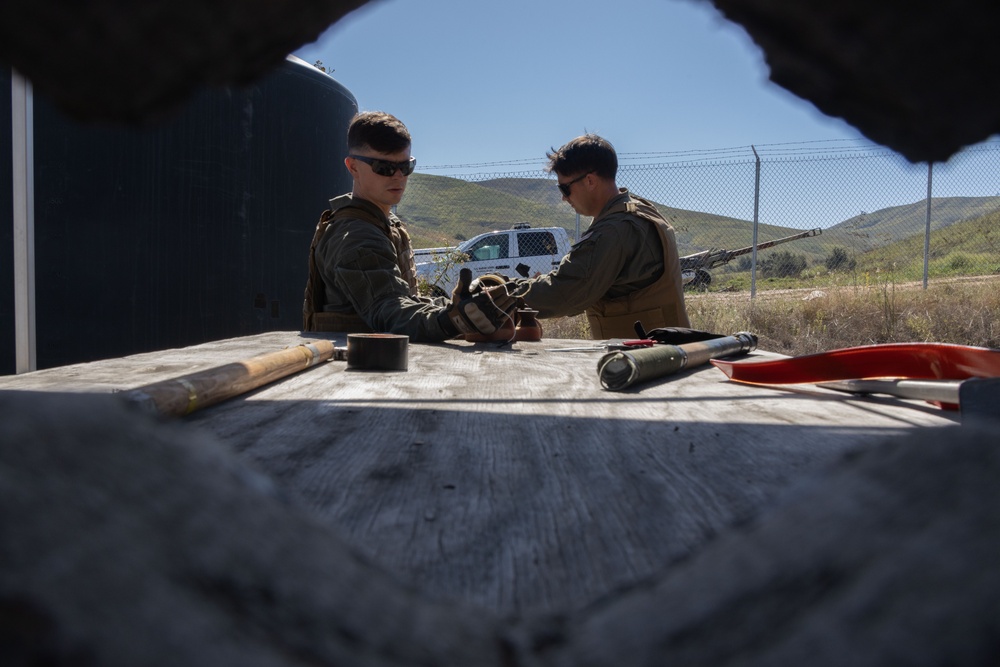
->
<box><xmin>302</xmin><ymin>194</ymin><xmax>455</xmax><ymax>341</ymax></box>
<box><xmin>510</xmin><ymin>189</ymin><xmax>690</xmax><ymax>339</ymax></box>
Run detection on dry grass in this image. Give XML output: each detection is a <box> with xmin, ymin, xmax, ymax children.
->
<box><xmin>541</xmin><ymin>277</ymin><xmax>1000</xmax><ymax>356</ymax></box>
<box><xmin>540</xmin><ymin>315</ymin><xmax>593</xmax><ymax>340</ymax></box>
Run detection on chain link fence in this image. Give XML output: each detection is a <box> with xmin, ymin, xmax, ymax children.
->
<box><xmin>403</xmin><ymin>140</ymin><xmax>1000</xmax><ymax>293</ymax></box>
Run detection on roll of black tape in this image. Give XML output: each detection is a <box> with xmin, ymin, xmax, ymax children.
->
<box><xmin>346</xmin><ymin>333</ymin><xmax>409</xmax><ymax>371</ymax></box>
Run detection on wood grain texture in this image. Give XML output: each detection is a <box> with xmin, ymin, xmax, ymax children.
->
<box><xmin>0</xmin><ymin>332</ymin><xmax>956</xmax><ymax>615</ymax></box>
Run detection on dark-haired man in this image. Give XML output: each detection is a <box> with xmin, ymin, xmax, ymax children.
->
<box><xmin>303</xmin><ymin>111</ymin><xmax>516</xmax><ymax>341</ymax></box>
<box><xmin>508</xmin><ymin>134</ymin><xmax>690</xmax><ymax>338</ymax></box>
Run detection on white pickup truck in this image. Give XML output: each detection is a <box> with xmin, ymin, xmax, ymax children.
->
<box><xmin>414</xmin><ymin>223</ymin><xmax>572</xmax><ymax>296</ymax></box>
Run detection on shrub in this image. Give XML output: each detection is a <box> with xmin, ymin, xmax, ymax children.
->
<box><xmin>825</xmin><ymin>246</ymin><xmax>857</xmax><ymax>272</ymax></box>
<box><xmin>946</xmin><ymin>252</ymin><xmax>973</xmax><ymax>272</ymax></box>
<box><xmin>759</xmin><ymin>251</ymin><xmax>808</xmax><ymax>278</ymax></box>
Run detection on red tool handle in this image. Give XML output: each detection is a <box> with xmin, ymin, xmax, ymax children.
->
<box><xmin>711</xmin><ymin>342</ymin><xmax>1000</xmax><ymax>385</ymax></box>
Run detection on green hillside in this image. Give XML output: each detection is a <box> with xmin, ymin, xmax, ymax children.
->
<box><xmin>829</xmin><ymin>196</ymin><xmax>1000</xmax><ymax>251</ymax></box>
<box><xmin>476</xmin><ymin>177</ymin><xmax>566</xmax><ymax>208</ymax></box>
<box><xmin>852</xmin><ymin>207</ymin><xmax>1000</xmax><ymax>279</ymax></box>
<box><xmin>398</xmin><ymin>175</ymin><xmax>578</xmax><ymax>248</ymax></box>
<box><xmin>730</xmin><ymin>206</ymin><xmax>1000</xmax><ymax>289</ymax></box>
<box><xmin>397</xmin><ymin>175</ymin><xmax>1000</xmax><ymax>271</ymax></box>
<box><xmin>399</xmin><ymin>174</ymin><xmax>827</xmax><ymax>255</ymax></box>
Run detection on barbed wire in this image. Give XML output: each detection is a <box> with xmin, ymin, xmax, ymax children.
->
<box><xmin>421</xmin><ymin>157</ymin><xmax>548</xmax><ymax>170</ymax></box>
<box><xmin>419</xmin><ymin>138</ymin><xmax>905</xmax><ymax>171</ymax></box>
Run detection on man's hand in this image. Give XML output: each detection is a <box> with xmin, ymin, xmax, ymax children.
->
<box><xmin>446</xmin><ymin>269</ymin><xmax>518</xmax><ymax>336</ymax></box>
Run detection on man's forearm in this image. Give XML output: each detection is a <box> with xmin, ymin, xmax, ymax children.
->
<box><xmin>511</xmin><ymin>273</ymin><xmax>600</xmax><ymax>319</ymax></box>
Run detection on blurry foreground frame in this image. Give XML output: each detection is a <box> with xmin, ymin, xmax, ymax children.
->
<box><xmin>2</xmin><ymin>0</ymin><xmax>1000</xmax><ymax>160</ymax></box>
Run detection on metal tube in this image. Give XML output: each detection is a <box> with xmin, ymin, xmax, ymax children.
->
<box><xmin>751</xmin><ymin>145</ymin><xmax>760</xmax><ymax>299</ymax></box>
<box><xmin>597</xmin><ymin>332</ymin><xmax>758</xmax><ymax>391</ymax></box>
<box><xmin>923</xmin><ymin>162</ymin><xmax>933</xmax><ymax>289</ymax></box>
<box><xmin>817</xmin><ymin>378</ymin><xmax>962</xmax><ymax>405</ymax></box>
<box><xmin>12</xmin><ymin>70</ymin><xmax>36</xmax><ymax>373</ymax></box>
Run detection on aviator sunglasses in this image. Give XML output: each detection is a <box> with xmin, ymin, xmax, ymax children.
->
<box><xmin>349</xmin><ymin>154</ymin><xmax>417</xmax><ymax>177</ymax></box>
<box><xmin>557</xmin><ymin>171</ymin><xmax>593</xmax><ymax>197</ymax></box>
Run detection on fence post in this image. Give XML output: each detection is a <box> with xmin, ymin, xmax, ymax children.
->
<box><xmin>12</xmin><ymin>69</ymin><xmax>37</xmax><ymax>373</ymax></box>
<box><xmin>751</xmin><ymin>145</ymin><xmax>761</xmax><ymax>299</ymax></box>
<box><xmin>922</xmin><ymin>162</ymin><xmax>933</xmax><ymax>290</ymax></box>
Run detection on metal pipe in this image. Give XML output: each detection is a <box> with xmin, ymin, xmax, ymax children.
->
<box><xmin>751</xmin><ymin>145</ymin><xmax>761</xmax><ymax>299</ymax></box>
<box><xmin>11</xmin><ymin>70</ymin><xmax>36</xmax><ymax>373</ymax></box>
<box><xmin>923</xmin><ymin>162</ymin><xmax>933</xmax><ymax>289</ymax></box>
<box><xmin>597</xmin><ymin>332</ymin><xmax>758</xmax><ymax>391</ymax></box>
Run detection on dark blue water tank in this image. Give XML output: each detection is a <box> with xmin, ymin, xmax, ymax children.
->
<box><xmin>1</xmin><ymin>57</ymin><xmax>357</xmax><ymax>373</ymax></box>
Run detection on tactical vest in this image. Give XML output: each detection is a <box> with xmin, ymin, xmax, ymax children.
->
<box><xmin>586</xmin><ymin>193</ymin><xmax>691</xmax><ymax>339</ymax></box>
<box><xmin>302</xmin><ymin>203</ymin><xmax>420</xmax><ymax>332</ymax></box>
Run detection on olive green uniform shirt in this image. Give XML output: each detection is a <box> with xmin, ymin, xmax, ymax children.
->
<box><xmin>314</xmin><ymin>194</ymin><xmax>454</xmax><ymax>341</ymax></box>
<box><xmin>510</xmin><ymin>189</ymin><xmax>679</xmax><ymax>318</ymax></box>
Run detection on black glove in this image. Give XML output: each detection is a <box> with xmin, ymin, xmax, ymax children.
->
<box><xmin>445</xmin><ymin>269</ymin><xmax>518</xmax><ymax>336</ymax></box>
<box><xmin>633</xmin><ymin>321</ymin><xmax>727</xmax><ymax>345</ymax></box>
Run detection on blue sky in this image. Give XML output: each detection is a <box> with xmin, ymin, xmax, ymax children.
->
<box><xmin>292</xmin><ymin>0</ymin><xmax>870</xmax><ymax>175</ymax></box>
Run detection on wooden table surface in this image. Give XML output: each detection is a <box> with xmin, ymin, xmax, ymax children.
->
<box><xmin>0</xmin><ymin>331</ymin><xmax>957</xmax><ymax>615</ymax></box>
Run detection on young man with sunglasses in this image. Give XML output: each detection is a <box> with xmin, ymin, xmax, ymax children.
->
<box><xmin>507</xmin><ymin>134</ymin><xmax>690</xmax><ymax>339</ymax></box>
<box><xmin>303</xmin><ymin>111</ymin><xmax>516</xmax><ymax>340</ymax></box>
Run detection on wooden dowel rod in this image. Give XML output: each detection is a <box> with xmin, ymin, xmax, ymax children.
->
<box><xmin>120</xmin><ymin>340</ymin><xmax>344</xmax><ymax>417</ymax></box>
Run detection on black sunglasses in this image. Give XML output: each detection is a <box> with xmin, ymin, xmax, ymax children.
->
<box><xmin>557</xmin><ymin>171</ymin><xmax>593</xmax><ymax>197</ymax></box>
<box><xmin>349</xmin><ymin>154</ymin><xmax>417</xmax><ymax>177</ymax></box>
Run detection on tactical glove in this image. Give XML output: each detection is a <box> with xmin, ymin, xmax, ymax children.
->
<box><xmin>445</xmin><ymin>268</ymin><xmax>518</xmax><ymax>336</ymax></box>
<box><xmin>633</xmin><ymin>322</ymin><xmax>727</xmax><ymax>344</ymax></box>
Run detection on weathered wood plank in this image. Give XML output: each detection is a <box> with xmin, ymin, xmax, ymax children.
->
<box><xmin>0</xmin><ymin>331</ymin><xmax>957</xmax><ymax>615</ymax></box>
<box><xmin>1</xmin><ymin>385</ymin><xmax>995</xmax><ymax>666</ymax></box>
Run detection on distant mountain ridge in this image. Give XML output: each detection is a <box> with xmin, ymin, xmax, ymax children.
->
<box><xmin>399</xmin><ymin>174</ymin><xmax>1000</xmax><ymax>260</ymax></box>
<box><xmin>828</xmin><ymin>196</ymin><xmax>1000</xmax><ymax>251</ymax></box>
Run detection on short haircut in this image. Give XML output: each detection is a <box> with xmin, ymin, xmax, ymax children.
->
<box><xmin>546</xmin><ymin>134</ymin><xmax>618</xmax><ymax>179</ymax></box>
<box><xmin>347</xmin><ymin>111</ymin><xmax>411</xmax><ymax>154</ymax></box>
